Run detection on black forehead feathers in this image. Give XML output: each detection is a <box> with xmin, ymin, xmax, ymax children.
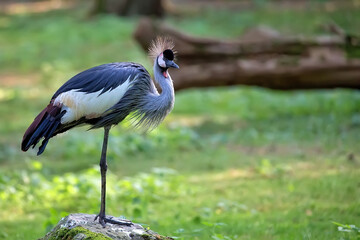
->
<box><xmin>163</xmin><ymin>49</ymin><xmax>174</xmax><ymax>61</ymax></box>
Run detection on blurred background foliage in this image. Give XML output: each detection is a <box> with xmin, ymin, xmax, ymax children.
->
<box><xmin>0</xmin><ymin>0</ymin><xmax>360</xmax><ymax>239</ymax></box>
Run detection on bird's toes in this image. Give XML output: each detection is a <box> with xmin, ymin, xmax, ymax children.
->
<box><xmin>104</xmin><ymin>217</ymin><xmax>133</xmax><ymax>226</ymax></box>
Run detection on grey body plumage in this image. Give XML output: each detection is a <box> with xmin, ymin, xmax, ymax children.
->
<box><xmin>21</xmin><ymin>37</ymin><xmax>179</xmax><ymax>227</ymax></box>
<box><xmin>92</xmin><ymin>58</ymin><xmax>175</xmax><ymax>131</ymax></box>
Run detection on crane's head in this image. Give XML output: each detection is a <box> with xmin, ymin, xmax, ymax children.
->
<box><xmin>149</xmin><ymin>37</ymin><xmax>179</xmax><ymax>70</ymax></box>
<box><xmin>157</xmin><ymin>49</ymin><xmax>179</xmax><ymax>69</ymax></box>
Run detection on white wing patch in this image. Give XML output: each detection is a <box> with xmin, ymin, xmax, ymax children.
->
<box><xmin>54</xmin><ymin>77</ymin><xmax>131</xmax><ymax>124</ymax></box>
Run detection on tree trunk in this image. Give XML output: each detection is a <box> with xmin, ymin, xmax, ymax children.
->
<box><xmin>90</xmin><ymin>0</ymin><xmax>107</xmax><ymax>15</ymax></box>
<box><xmin>91</xmin><ymin>0</ymin><xmax>164</xmax><ymax>17</ymax></box>
<box><xmin>118</xmin><ymin>0</ymin><xmax>164</xmax><ymax>17</ymax></box>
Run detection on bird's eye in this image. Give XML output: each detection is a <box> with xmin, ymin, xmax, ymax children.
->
<box><xmin>163</xmin><ymin>49</ymin><xmax>174</xmax><ymax>61</ymax></box>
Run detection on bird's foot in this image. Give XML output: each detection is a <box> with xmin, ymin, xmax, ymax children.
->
<box><xmin>94</xmin><ymin>214</ymin><xmax>107</xmax><ymax>228</ymax></box>
<box><xmin>94</xmin><ymin>214</ymin><xmax>133</xmax><ymax>228</ymax></box>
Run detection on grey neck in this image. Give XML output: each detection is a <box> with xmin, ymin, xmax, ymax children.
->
<box><xmin>133</xmin><ymin>59</ymin><xmax>175</xmax><ymax>130</ymax></box>
<box><xmin>152</xmin><ymin>60</ymin><xmax>175</xmax><ymax>111</ymax></box>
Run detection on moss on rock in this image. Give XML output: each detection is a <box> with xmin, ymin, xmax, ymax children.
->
<box><xmin>47</xmin><ymin>226</ymin><xmax>112</xmax><ymax>240</ymax></box>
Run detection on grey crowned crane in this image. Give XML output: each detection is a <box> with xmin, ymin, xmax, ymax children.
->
<box><xmin>21</xmin><ymin>37</ymin><xmax>179</xmax><ymax>227</ymax></box>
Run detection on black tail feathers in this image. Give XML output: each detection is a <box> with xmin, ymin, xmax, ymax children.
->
<box><xmin>36</xmin><ymin>113</ymin><xmax>64</xmax><ymax>155</ymax></box>
<box><xmin>21</xmin><ymin>103</ymin><xmax>65</xmax><ymax>155</ymax></box>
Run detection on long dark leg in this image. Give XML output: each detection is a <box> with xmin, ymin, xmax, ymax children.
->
<box><xmin>94</xmin><ymin>126</ymin><xmax>110</xmax><ymax>227</ymax></box>
<box><xmin>95</xmin><ymin>126</ymin><xmax>132</xmax><ymax>227</ymax></box>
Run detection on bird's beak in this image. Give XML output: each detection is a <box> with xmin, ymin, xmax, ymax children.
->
<box><xmin>166</xmin><ymin>60</ymin><xmax>180</xmax><ymax>69</ymax></box>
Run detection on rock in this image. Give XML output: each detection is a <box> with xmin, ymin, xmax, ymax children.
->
<box><xmin>39</xmin><ymin>213</ymin><xmax>173</xmax><ymax>240</ymax></box>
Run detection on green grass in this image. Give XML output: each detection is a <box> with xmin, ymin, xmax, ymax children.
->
<box><xmin>0</xmin><ymin>3</ymin><xmax>360</xmax><ymax>240</ymax></box>
<box><xmin>168</xmin><ymin>4</ymin><xmax>360</xmax><ymax>38</ymax></box>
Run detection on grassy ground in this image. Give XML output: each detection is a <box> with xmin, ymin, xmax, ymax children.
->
<box><xmin>0</xmin><ymin>2</ymin><xmax>360</xmax><ymax>240</ymax></box>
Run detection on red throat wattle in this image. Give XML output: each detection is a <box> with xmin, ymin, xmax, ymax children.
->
<box><xmin>163</xmin><ymin>71</ymin><xmax>168</xmax><ymax>78</ymax></box>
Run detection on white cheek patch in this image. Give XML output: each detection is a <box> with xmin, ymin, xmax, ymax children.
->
<box><xmin>54</xmin><ymin>77</ymin><xmax>131</xmax><ymax>124</ymax></box>
<box><xmin>157</xmin><ymin>55</ymin><xmax>166</xmax><ymax>68</ymax></box>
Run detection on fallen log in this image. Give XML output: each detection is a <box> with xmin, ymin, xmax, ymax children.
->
<box><xmin>133</xmin><ymin>18</ymin><xmax>360</xmax><ymax>91</ymax></box>
<box><xmin>174</xmin><ymin>61</ymin><xmax>360</xmax><ymax>90</ymax></box>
